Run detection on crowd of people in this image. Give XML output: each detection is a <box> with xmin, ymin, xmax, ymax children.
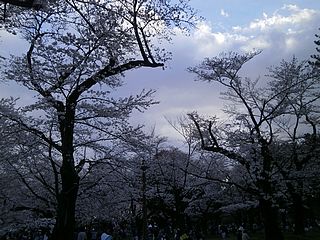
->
<box><xmin>0</xmin><ymin>225</ymin><xmax>113</xmax><ymax>240</ymax></box>
<box><xmin>1</xmin><ymin>221</ymin><xmax>254</xmax><ymax>240</ymax></box>
<box><xmin>235</xmin><ymin>227</ymin><xmax>250</xmax><ymax>240</ymax></box>
<box><xmin>1</xmin><ymin>228</ymin><xmax>50</xmax><ymax>240</ymax></box>
<box><xmin>74</xmin><ymin>225</ymin><xmax>113</xmax><ymax>240</ymax></box>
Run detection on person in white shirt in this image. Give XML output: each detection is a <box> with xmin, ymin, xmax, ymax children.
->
<box><xmin>242</xmin><ymin>230</ymin><xmax>250</xmax><ymax>240</ymax></box>
<box><xmin>100</xmin><ymin>232</ymin><xmax>112</xmax><ymax>240</ymax></box>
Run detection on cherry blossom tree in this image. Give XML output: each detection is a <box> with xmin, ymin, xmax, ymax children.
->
<box><xmin>111</xmin><ymin>129</ymin><xmax>213</xmax><ymax>239</ymax></box>
<box><xmin>121</xmin><ymin>130</ymin><xmax>167</xmax><ymax>240</ymax></box>
<box><xmin>188</xmin><ymin>52</ymin><xmax>320</xmax><ymax>240</ymax></box>
<box><xmin>166</xmin><ymin>116</ymin><xmax>258</xmax><ymax>235</ymax></box>
<box><xmin>0</xmin><ymin>1</ymin><xmax>197</xmax><ymax>239</ymax></box>
<box><xmin>265</xmin><ymin>57</ymin><xmax>320</xmax><ymax>234</ymax></box>
<box><xmin>0</xmin><ymin>98</ymin><xmax>56</xmax><ymax>234</ymax></box>
<box><xmin>310</xmin><ymin>29</ymin><xmax>320</xmax><ymax>67</ymax></box>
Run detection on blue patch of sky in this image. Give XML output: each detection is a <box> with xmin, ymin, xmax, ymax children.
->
<box><xmin>190</xmin><ymin>0</ymin><xmax>320</xmax><ymax>31</ymax></box>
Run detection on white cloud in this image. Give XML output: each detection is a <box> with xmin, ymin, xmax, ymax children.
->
<box><xmin>190</xmin><ymin>21</ymin><xmax>249</xmax><ymax>57</ymax></box>
<box><xmin>282</xmin><ymin>4</ymin><xmax>300</xmax><ymax>12</ymax></box>
<box><xmin>188</xmin><ymin>4</ymin><xmax>320</xmax><ymax>59</ymax></box>
<box><xmin>240</xmin><ymin>36</ymin><xmax>270</xmax><ymax>52</ymax></box>
<box><xmin>214</xmin><ymin>32</ymin><xmax>226</xmax><ymax>44</ymax></box>
<box><xmin>248</xmin><ymin>5</ymin><xmax>317</xmax><ymax>32</ymax></box>
<box><xmin>285</xmin><ymin>37</ymin><xmax>297</xmax><ymax>49</ymax></box>
<box><xmin>232</xmin><ymin>26</ymin><xmax>242</xmax><ymax>31</ymax></box>
<box><xmin>220</xmin><ymin>9</ymin><xmax>229</xmax><ymax>17</ymax></box>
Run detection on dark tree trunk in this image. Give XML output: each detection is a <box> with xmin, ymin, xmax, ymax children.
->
<box><xmin>141</xmin><ymin>164</ymin><xmax>148</xmax><ymax>240</ymax></box>
<box><xmin>257</xmin><ymin>143</ymin><xmax>284</xmax><ymax>240</ymax></box>
<box><xmin>51</xmin><ymin>160</ymin><xmax>79</xmax><ymax>240</ymax></box>
<box><xmin>260</xmin><ymin>199</ymin><xmax>284</xmax><ymax>240</ymax></box>
<box><xmin>293</xmin><ymin>193</ymin><xmax>305</xmax><ymax>235</ymax></box>
<box><xmin>173</xmin><ymin>191</ymin><xmax>187</xmax><ymax>233</ymax></box>
<box><xmin>51</xmin><ymin>103</ymin><xmax>79</xmax><ymax>240</ymax></box>
<box><xmin>291</xmin><ymin>158</ymin><xmax>306</xmax><ymax>235</ymax></box>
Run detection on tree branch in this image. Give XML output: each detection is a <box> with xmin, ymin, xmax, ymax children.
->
<box><xmin>69</xmin><ymin>59</ymin><xmax>163</xmax><ymax>103</ymax></box>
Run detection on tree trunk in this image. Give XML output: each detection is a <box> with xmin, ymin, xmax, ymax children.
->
<box><xmin>52</xmin><ymin>160</ymin><xmax>79</xmax><ymax>240</ymax></box>
<box><xmin>260</xmin><ymin>199</ymin><xmax>284</xmax><ymax>240</ymax></box>
<box><xmin>293</xmin><ymin>193</ymin><xmax>305</xmax><ymax>235</ymax></box>
<box><xmin>52</xmin><ymin>104</ymin><xmax>79</xmax><ymax>240</ymax></box>
<box><xmin>173</xmin><ymin>191</ymin><xmax>187</xmax><ymax>233</ymax></box>
<box><xmin>141</xmin><ymin>164</ymin><xmax>148</xmax><ymax>240</ymax></box>
<box><xmin>258</xmin><ymin>143</ymin><xmax>284</xmax><ymax>240</ymax></box>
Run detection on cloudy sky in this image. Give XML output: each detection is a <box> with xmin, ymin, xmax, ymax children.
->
<box><xmin>0</xmin><ymin>0</ymin><xmax>320</xmax><ymax>145</ymax></box>
<box><xmin>125</xmin><ymin>0</ymin><xmax>320</xmax><ymax>144</ymax></box>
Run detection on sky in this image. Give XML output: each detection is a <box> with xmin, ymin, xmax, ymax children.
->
<box><xmin>123</xmin><ymin>0</ymin><xmax>320</xmax><ymax>144</ymax></box>
<box><xmin>1</xmin><ymin>0</ymin><xmax>320</xmax><ymax>146</ymax></box>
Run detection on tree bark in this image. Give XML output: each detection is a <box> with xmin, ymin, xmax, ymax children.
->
<box><xmin>259</xmin><ymin>199</ymin><xmax>284</xmax><ymax>240</ymax></box>
<box><xmin>173</xmin><ymin>190</ymin><xmax>187</xmax><ymax>233</ymax></box>
<box><xmin>258</xmin><ymin>143</ymin><xmax>284</xmax><ymax>240</ymax></box>
<box><xmin>293</xmin><ymin>193</ymin><xmax>305</xmax><ymax>235</ymax></box>
<box><xmin>52</xmin><ymin>160</ymin><xmax>79</xmax><ymax>240</ymax></box>
<box><xmin>141</xmin><ymin>163</ymin><xmax>148</xmax><ymax>240</ymax></box>
<box><xmin>51</xmin><ymin>103</ymin><xmax>79</xmax><ymax>240</ymax></box>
